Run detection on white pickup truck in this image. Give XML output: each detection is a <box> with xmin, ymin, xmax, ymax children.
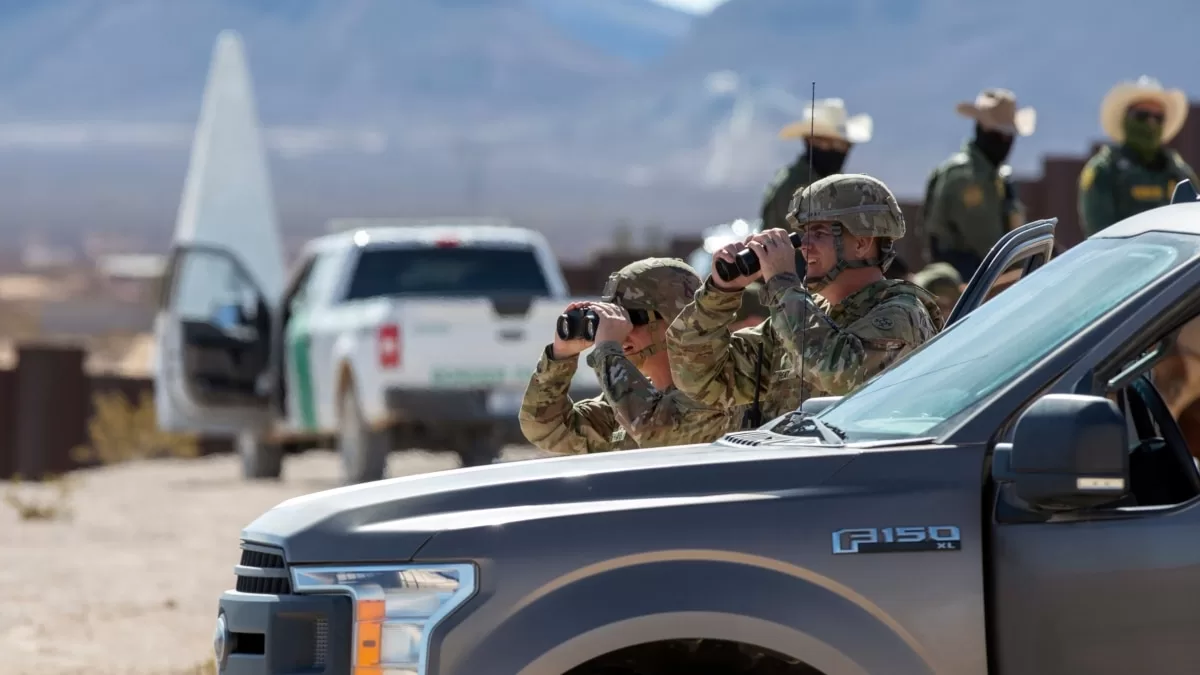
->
<box><xmin>154</xmin><ymin>218</ymin><xmax>599</xmax><ymax>484</ymax></box>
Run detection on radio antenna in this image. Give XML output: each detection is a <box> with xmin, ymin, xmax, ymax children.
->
<box><xmin>801</xmin><ymin>80</ymin><xmax>814</xmax><ymax>413</ymax></box>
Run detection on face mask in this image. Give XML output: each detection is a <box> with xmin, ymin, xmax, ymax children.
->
<box><xmin>1123</xmin><ymin>115</ymin><xmax>1163</xmax><ymax>162</ymax></box>
<box><xmin>972</xmin><ymin>124</ymin><xmax>1014</xmax><ymax>166</ymax></box>
<box><xmin>805</xmin><ymin>146</ymin><xmax>848</xmax><ymax>177</ymax></box>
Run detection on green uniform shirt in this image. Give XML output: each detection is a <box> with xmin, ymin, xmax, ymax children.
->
<box><xmin>923</xmin><ymin>142</ymin><xmax>1025</xmax><ymax>269</ymax></box>
<box><xmin>761</xmin><ymin>158</ymin><xmax>819</xmax><ymax>233</ymax></box>
<box><xmin>1077</xmin><ymin>144</ymin><xmax>1199</xmax><ymax>237</ymax></box>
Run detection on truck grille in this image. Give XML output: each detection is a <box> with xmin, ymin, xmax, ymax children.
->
<box><xmin>235</xmin><ymin>543</ymin><xmax>293</xmax><ymax>595</ymax></box>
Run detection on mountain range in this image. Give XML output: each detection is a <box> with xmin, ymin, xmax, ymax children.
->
<box><xmin>0</xmin><ymin>0</ymin><xmax>1197</xmax><ymax>261</ymax></box>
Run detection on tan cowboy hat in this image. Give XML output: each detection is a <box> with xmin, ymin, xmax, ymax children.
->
<box><xmin>779</xmin><ymin>98</ymin><xmax>873</xmax><ymax>144</ymax></box>
<box><xmin>1100</xmin><ymin>75</ymin><xmax>1189</xmax><ymax>144</ymax></box>
<box><xmin>956</xmin><ymin>88</ymin><xmax>1036</xmax><ymax>137</ymax></box>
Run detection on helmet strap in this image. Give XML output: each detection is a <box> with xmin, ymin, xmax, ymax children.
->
<box><xmin>624</xmin><ymin>318</ymin><xmax>665</xmax><ymax>368</ymax></box>
<box><xmin>804</xmin><ymin>226</ymin><xmax>890</xmax><ymax>292</ymax></box>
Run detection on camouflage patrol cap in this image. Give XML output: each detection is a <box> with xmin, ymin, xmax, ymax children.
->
<box><xmin>912</xmin><ymin>262</ymin><xmax>964</xmax><ymax>294</ymax></box>
<box><xmin>602</xmin><ymin>257</ymin><xmax>701</xmax><ymax>319</ymax></box>
<box><xmin>786</xmin><ymin>173</ymin><xmax>906</xmax><ymax>239</ymax></box>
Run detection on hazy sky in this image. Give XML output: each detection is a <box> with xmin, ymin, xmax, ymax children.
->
<box><xmin>650</xmin><ymin>0</ymin><xmax>729</xmax><ymax>14</ymax></box>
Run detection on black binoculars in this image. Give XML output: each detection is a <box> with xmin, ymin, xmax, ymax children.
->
<box><xmin>714</xmin><ymin>231</ymin><xmax>804</xmax><ymax>283</ymax></box>
<box><xmin>556</xmin><ymin>307</ymin><xmax>654</xmax><ymax>341</ymax></box>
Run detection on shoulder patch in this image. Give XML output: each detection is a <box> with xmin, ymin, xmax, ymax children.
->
<box><xmin>961</xmin><ymin>183</ymin><xmax>984</xmax><ymax>208</ymax></box>
<box><xmin>1079</xmin><ymin>162</ymin><xmax>1096</xmax><ymax>191</ymax></box>
<box><xmin>871</xmin><ymin>315</ymin><xmax>895</xmax><ymax>330</ymax></box>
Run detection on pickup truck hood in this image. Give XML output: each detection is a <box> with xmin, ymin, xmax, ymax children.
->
<box><xmin>243</xmin><ymin>442</ymin><xmax>860</xmax><ymax>563</ymax></box>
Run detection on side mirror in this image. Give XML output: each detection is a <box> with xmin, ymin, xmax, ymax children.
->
<box><xmin>992</xmin><ymin>394</ymin><xmax>1129</xmax><ymax>511</ymax></box>
<box><xmin>801</xmin><ymin>396</ymin><xmax>842</xmax><ymax>416</ymax></box>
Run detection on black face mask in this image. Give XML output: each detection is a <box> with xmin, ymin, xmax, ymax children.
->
<box><xmin>972</xmin><ymin>123</ymin><xmax>1014</xmax><ymax>166</ymax></box>
<box><xmin>804</xmin><ymin>145</ymin><xmax>849</xmax><ymax>177</ymax></box>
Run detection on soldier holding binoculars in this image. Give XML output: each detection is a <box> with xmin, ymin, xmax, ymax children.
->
<box><xmin>518</xmin><ymin>257</ymin><xmax>744</xmax><ymax>453</ymax></box>
<box><xmin>666</xmin><ymin>174</ymin><xmax>943</xmax><ymax>427</ymax></box>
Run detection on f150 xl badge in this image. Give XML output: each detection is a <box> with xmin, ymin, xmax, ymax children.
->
<box><xmin>832</xmin><ymin>526</ymin><xmax>961</xmax><ymax>555</ymax></box>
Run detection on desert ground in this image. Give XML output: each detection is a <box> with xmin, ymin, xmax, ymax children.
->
<box><xmin>0</xmin><ymin>446</ymin><xmax>545</xmax><ymax>675</ymax></box>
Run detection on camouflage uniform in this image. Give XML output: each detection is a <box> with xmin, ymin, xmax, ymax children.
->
<box><xmin>519</xmin><ymin>258</ymin><xmax>744</xmax><ymax>453</ymax></box>
<box><xmin>1078</xmin><ymin>144</ymin><xmax>1198</xmax><ymax>236</ymax></box>
<box><xmin>734</xmin><ymin>282</ymin><xmax>769</xmax><ymax>324</ymax></box>
<box><xmin>768</xmin><ymin>174</ymin><xmax>944</xmax><ymax>394</ymax></box>
<box><xmin>667</xmin><ymin>175</ymin><xmax>944</xmax><ymax>415</ymax></box>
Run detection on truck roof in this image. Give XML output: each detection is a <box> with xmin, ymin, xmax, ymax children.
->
<box><xmin>306</xmin><ymin>221</ymin><xmax>552</xmax><ymax>253</ymax></box>
<box><xmin>1094</xmin><ymin>201</ymin><xmax>1200</xmax><ymax>239</ymax></box>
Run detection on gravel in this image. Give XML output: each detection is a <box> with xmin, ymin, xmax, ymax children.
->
<box><xmin>0</xmin><ymin>447</ymin><xmax>545</xmax><ymax>675</ymax></box>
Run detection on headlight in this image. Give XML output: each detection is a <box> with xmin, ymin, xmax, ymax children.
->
<box><xmin>291</xmin><ymin>564</ymin><xmax>476</xmax><ymax>675</ymax></box>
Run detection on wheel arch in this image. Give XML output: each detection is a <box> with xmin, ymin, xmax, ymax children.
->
<box><xmin>433</xmin><ymin>551</ymin><xmax>938</xmax><ymax>675</ymax></box>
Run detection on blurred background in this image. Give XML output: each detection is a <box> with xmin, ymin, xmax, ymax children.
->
<box><xmin>2</xmin><ymin>0</ymin><xmax>1199</xmax><ymax>367</ymax></box>
<box><xmin>5</xmin><ymin>2</ymin><xmax>1200</xmax><ymax>671</ymax></box>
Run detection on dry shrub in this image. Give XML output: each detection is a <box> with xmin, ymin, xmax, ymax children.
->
<box><xmin>71</xmin><ymin>390</ymin><xmax>200</xmax><ymax>465</ymax></box>
<box><xmin>6</xmin><ymin>390</ymin><xmax>199</xmax><ymax>522</ymax></box>
<box><xmin>3</xmin><ymin>472</ymin><xmax>76</xmax><ymax>521</ymax></box>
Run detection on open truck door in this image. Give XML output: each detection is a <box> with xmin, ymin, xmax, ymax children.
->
<box><xmin>154</xmin><ymin>244</ymin><xmax>274</xmax><ymax>434</ymax></box>
<box><xmin>945</xmin><ymin>218</ymin><xmax>1057</xmax><ymax>327</ymax></box>
<box><xmin>154</xmin><ymin>30</ymin><xmax>285</xmax><ymax>435</ymax></box>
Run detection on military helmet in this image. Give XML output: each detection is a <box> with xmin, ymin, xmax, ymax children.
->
<box><xmin>786</xmin><ymin>173</ymin><xmax>906</xmax><ymax>239</ymax></box>
<box><xmin>912</xmin><ymin>262</ymin><xmax>964</xmax><ymax>294</ymax></box>
<box><xmin>601</xmin><ymin>257</ymin><xmax>701</xmax><ymax>321</ymax></box>
<box><xmin>784</xmin><ymin>173</ymin><xmax>905</xmax><ymax>289</ymax></box>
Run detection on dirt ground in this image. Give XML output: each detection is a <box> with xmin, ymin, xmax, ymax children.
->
<box><xmin>0</xmin><ymin>447</ymin><xmax>544</xmax><ymax>675</ymax></box>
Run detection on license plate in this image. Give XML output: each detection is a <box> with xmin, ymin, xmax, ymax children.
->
<box><xmin>486</xmin><ymin>389</ymin><xmax>525</xmax><ymax>415</ymax></box>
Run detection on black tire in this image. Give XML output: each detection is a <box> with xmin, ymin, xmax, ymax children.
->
<box><xmin>237</xmin><ymin>431</ymin><xmax>283</xmax><ymax>480</ymax></box>
<box><xmin>337</xmin><ymin>385</ymin><xmax>390</xmax><ymax>484</ymax></box>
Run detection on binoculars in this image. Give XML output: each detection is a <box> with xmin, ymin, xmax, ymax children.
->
<box><xmin>714</xmin><ymin>231</ymin><xmax>804</xmax><ymax>283</ymax></box>
<box><xmin>556</xmin><ymin>307</ymin><xmax>654</xmax><ymax>341</ymax></box>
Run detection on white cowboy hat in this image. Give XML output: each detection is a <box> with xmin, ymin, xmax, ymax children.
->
<box><xmin>1100</xmin><ymin>75</ymin><xmax>1189</xmax><ymax>144</ymax></box>
<box><xmin>955</xmin><ymin>88</ymin><xmax>1036</xmax><ymax>137</ymax></box>
<box><xmin>779</xmin><ymin>98</ymin><xmax>873</xmax><ymax>144</ymax></box>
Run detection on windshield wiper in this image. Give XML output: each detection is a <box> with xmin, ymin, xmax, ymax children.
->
<box><xmin>772</xmin><ymin>412</ymin><xmax>845</xmax><ymax>446</ymax></box>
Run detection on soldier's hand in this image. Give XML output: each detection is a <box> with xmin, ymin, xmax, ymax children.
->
<box><xmin>746</xmin><ymin>228</ymin><xmax>797</xmax><ymax>282</ymax></box>
<box><xmin>552</xmin><ymin>300</ymin><xmax>593</xmax><ymax>359</ymax></box>
<box><xmin>591</xmin><ymin>302</ymin><xmax>634</xmax><ymax>344</ymax></box>
<box><xmin>710</xmin><ymin>240</ymin><xmax>760</xmax><ymax>291</ymax></box>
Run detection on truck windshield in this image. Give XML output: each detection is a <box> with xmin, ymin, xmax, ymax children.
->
<box><xmin>345</xmin><ymin>245</ymin><xmax>552</xmax><ymax>299</ymax></box>
<box><xmin>799</xmin><ymin>233</ymin><xmax>1200</xmax><ymax>441</ymax></box>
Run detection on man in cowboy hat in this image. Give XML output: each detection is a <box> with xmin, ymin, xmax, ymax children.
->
<box><xmin>761</xmin><ymin>98</ymin><xmax>872</xmax><ymax>241</ymax></box>
<box><xmin>1078</xmin><ymin>76</ymin><xmax>1199</xmax><ymax>236</ymax></box>
<box><xmin>922</xmin><ymin>88</ymin><xmax>1035</xmax><ymax>281</ymax></box>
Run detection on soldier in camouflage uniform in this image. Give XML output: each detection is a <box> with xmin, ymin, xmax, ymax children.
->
<box><xmin>922</xmin><ymin>88</ymin><xmax>1036</xmax><ymax>281</ymax></box>
<box><xmin>666</xmin><ymin>174</ymin><xmax>944</xmax><ymax>421</ymax></box>
<box><xmin>762</xmin><ymin>99</ymin><xmax>873</xmax><ymax>246</ymax></box>
<box><xmin>519</xmin><ymin>258</ymin><xmax>744</xmax><ymax>454</ymax></box>
<box><xmin>1078</xmin><ymin>76</ymin><xmax>1199</xmax><ymax>236</ymax></box>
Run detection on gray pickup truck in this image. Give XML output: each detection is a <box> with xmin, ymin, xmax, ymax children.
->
<box><xmin>212</xmin><ymin>189</ymin><xmax>1200</xmax><ymax>675</ymax></box>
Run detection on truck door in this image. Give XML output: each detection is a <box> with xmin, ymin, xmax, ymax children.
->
<box><xmin>990</xmin><ymin>370</ymin><xmax>1200</xmax><ymax>674</ymax></box>
<box><xmin>944</xmin><ymin>218</ymin><xmax>1057</xmax><ymax>327</ymax></box>
<box><xmin>153</xmin><ymin>243</ymin><xmax>274</xmax><ymax>435</ymax></box>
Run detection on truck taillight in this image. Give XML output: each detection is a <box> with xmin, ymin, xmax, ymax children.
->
<box><xmin>434</xmin><ymin>238</ymin><xmax>460</xmax><ymax>248</ymax></box>
<box><xmin>378</xmin><ymin>323</ymin><xmax>401</xmax><ymax>369</ymax></box>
